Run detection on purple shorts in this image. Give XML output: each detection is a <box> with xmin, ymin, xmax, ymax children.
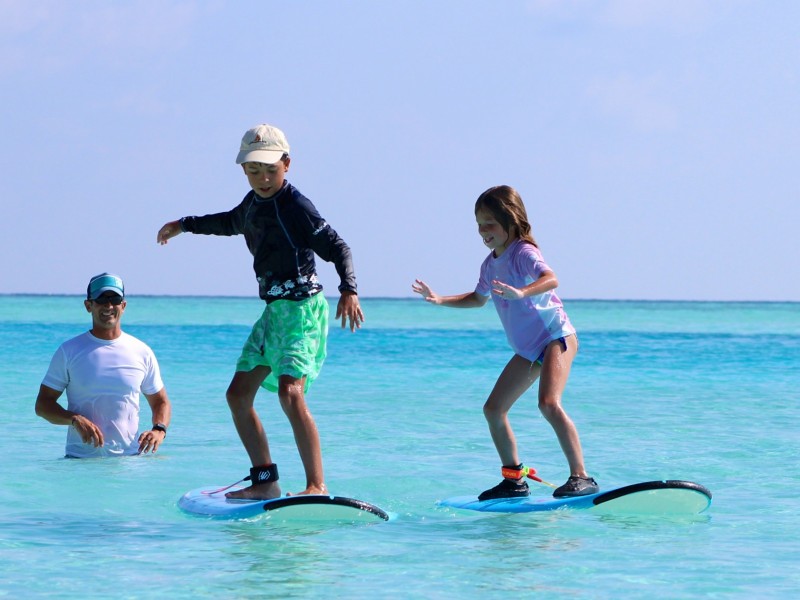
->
<box><xmin>534</xmin><ymin>336</ymin><xmax>569</xmax><ymax>365</ymax></box>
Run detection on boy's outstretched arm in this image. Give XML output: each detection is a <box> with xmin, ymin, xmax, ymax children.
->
<box><xmin>157</xmin><ymin>220</ymin><xmax>183</xmax><ymax>245</ymax></box>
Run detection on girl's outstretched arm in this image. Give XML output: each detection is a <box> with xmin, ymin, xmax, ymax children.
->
<box><xmin>412</xmin><ymin>279</ymin><xmax>488</xmax><ymax>308</ymax></box>
<box><xmin>491</xmin><ymin>270</ymin><xmax>559</xmax><ymax>300</ymax></box>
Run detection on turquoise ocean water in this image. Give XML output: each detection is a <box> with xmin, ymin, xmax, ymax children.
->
<box><xmin>1</xmin><ymin>296</ymin><xmax>798</xmax><ymax>598</ymax></box>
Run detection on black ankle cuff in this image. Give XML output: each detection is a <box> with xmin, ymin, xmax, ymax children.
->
<box><xmin>248</xmin><ymin>463</ymin><xmax>279</xmax><ymax>485</ymax></box>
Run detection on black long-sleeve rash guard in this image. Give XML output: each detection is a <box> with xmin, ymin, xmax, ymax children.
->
<box><xmin>180</xmin><ymin>182</ymin><xmax>357</xmax><ymax>303</ymax></box>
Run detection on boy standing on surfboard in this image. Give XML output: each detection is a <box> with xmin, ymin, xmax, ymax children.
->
<box><xmin>157</xmin><ymin>124</ymin><xmax>363</xmax><ymax>500</ymax></box>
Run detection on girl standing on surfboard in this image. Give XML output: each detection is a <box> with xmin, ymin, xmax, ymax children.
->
<box><xmin>412</xmin><ymin>185</ymin><xmax>598</xmax><ymax>500</ymax></box>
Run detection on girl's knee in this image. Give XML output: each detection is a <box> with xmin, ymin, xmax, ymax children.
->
<box><xmin>483</xmin><ymin>399</ymin><xmax>506</xmax><ymax>422</ymax></box>
<box><xmin>538</xmin><ymin>398</ymin><xmax>560</xmax><ymax>421</ymax></box>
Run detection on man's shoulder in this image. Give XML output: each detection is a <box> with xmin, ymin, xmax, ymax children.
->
<box><xmin>117</xmin><ymin>331</ymin><xmax>154</xmax><ymax>351</ymax></box>
<box><xmin>59</xmin><ymin>331</ymin><xmax>93</xmax><ymax>351</ymax></box>
<box><xmin>68</xmin><ymin>330</ymin><xmax>154</xmax><ymax>355</ymax></box>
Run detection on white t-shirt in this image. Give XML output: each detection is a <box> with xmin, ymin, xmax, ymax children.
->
<box><xmin>42</xmin><ymin>331</ymin><xmax>164</xmax><ymax>458</ymax></box>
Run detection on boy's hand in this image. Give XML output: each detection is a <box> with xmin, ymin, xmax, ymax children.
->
<box><xmin>157</xmin><ymin>220</ymin><xmax>182</xmax><ymax>245</ymax></box>
<box><xmin>336</xmin><ymin>291</ymin><xmax>364</xmax><ymax>332</ymax></box>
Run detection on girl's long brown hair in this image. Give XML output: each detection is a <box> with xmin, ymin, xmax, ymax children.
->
<box><xmin>475</xmin><ymin>185</ymin><xmax>538</xmax><ymax>248</ymax></box>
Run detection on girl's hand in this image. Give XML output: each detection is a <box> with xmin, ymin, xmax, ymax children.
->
<box><xmin>412</xmin><ymin>279</ymin><xmax>441</xmax><ymax>304</ymax></box>
<box><xmin>491</xmin><ymin>279</ymin><xmax>524</xmax><ymax>300</ymax></box>
<box><xmin>157</xmin><ymin>220</ymin><xmax>182</xmax><ymax>245</ymax></box>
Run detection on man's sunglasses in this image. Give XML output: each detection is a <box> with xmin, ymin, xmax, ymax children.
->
<box><xmin>92</xmin><ymin>295</ymin><xmax>124</xmax><ymax>306</ymax></box>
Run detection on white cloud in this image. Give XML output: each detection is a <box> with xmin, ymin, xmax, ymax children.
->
<box><xmin>0</xmin><ymin>0</ymin><xmax>208</xmax><ymax>74</ymax></box>
<box><xmin>525</xmin><ymin>0</ymin><xmax>714</xmax><ymax>32</ymax></box>
<box><xmin>73</xmin><ymin>2</ymin><xmax>200</xmax><ymax>59</ymax></box>
<box><xmin>587</xmin><ymin>73</ymin><xmax>679</xmax><ymax>132</ymax></box>
<box><xmin>0</xmin><ymin>1</ymin><xmax>53</xmax><ymax>33</ymax></box>
<box><xmin>600</xmin><ymin>0</ymin><xmax>712</xmax><ymax>31</ymax></box>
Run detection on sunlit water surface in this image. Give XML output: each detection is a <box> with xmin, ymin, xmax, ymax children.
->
<box><xmin>1</xmin><ymin>297</ymin><xmax>797</xmax><ymax>598</ymax></box>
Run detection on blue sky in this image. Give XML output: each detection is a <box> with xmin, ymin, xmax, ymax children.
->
<box><xmin>1</xmin><ymin>1</ymin><xmax>797</xmax><ymax>301</ymax></box>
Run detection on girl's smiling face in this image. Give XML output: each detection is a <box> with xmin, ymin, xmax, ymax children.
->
<box><xmin>476</xmin><ymin>208</ymin><xmax>515</xmax><ymax>257</ymax></box>
<box><xmin>243</xmin><ymin>158</ymin><xmax>290</xmax><ymax>199</ymax></box>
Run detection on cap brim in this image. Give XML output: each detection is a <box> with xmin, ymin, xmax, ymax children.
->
<box><xmin>236</xmin><ymin>149</ymin><xmax>286</xmax><ymax>165</ymax></box>
<box><xmin>89</xmin><ymin>286</ymin><xmax>124</xmax><ymax>299</ymax></box>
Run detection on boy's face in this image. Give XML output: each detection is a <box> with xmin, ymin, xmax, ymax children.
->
<box><xmin>243</xmin><ymin>158</ymin><xmax>290</xmax><ymax>199</ymax></box>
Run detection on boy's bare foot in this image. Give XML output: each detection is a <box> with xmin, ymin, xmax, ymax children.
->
<box><xmin>225</xmin><ymin>481</ymin><xmax>281</xmax><ymax>501</ymax></box>
<box><xmin>288</xmin><ymin>483</ymin><xmax>328</xmax><ymax>496</ymax></box>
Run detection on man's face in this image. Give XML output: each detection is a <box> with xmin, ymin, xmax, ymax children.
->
<box><xmin>84</xmin><ymin>292</ymin><xmax>126</xmax><ymax>330</ymax></box>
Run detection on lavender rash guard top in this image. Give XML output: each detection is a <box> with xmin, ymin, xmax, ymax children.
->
<box><xmin>476</xmin><ymin>239</ymin><xmax>576</xmax><ymax>362</ymax></box>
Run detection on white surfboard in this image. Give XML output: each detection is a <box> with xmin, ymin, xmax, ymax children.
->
<box><xmin>179</xmin><ymin>486</ymin><xmax>390</xmax><ymax>523</ymax></box>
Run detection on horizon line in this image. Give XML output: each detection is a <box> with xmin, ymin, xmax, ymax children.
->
<box><xmin>0</xmin><ymin>293</ymin><xmax>796</xmax><ymax>304</ymax></box>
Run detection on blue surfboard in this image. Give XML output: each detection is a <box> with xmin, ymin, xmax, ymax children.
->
<box><xmin>179</xmin><ymin>486</ymin><xmax>390</xmax><ymax>523</ymax></box>
<box><xmin>438</xmin><ymin>480</ymin><xmax>711</xmax><ymax>515</ymax></box>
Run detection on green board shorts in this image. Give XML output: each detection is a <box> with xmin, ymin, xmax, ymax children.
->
<box><xmin>236</xmin><ymin>293</ymin><xmax>329</xmax><ymax>393</ymax></box>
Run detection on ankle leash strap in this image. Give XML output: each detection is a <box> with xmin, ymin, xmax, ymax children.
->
<box><xmin>246</xmin><ymin>463</ymin><xmax>279</xmax><ymax>485</ymax></box>
<box><xmin>501</xmin><ymin>465</ymin><xmax>543</xmax><ymax>483</ymax></box>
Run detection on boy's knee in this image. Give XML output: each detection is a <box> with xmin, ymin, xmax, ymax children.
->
<box><xmin>278</xmin><ymin>379</ymin><xmax>305</xmax><ymax>411</ymax></box>
<box><xmin>225</xmin><ymin>371</ymin><xmax>263</xmax><ymax>411</ymax></box>
<box><xmin>226</xmin><ymin>387</ymin><xmax>246</xmax><ymax>411</ymax></box>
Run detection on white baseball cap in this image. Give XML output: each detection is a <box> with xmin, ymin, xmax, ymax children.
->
<box><xmin>235</xmin><ymin>124</ymin><xmax>290</xmax><ymax>165</ymax></box>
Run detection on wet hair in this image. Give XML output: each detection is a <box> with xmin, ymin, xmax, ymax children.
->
<box><xmin>474</xmin><ymin>185</ymin><xmax>538</xmax><ymax>248</ymax></box>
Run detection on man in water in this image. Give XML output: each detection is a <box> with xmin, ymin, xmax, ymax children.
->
<box><xmin>35</xmin><ymin>273</ymin><xmax>172</xmax><ymax>457</ymax></box>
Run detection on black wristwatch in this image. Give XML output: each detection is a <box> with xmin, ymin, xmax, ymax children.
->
<box><xmin>152</xmin><ymin>423</ymin><xmax>168</xmax><ymax>437</ymax></box>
